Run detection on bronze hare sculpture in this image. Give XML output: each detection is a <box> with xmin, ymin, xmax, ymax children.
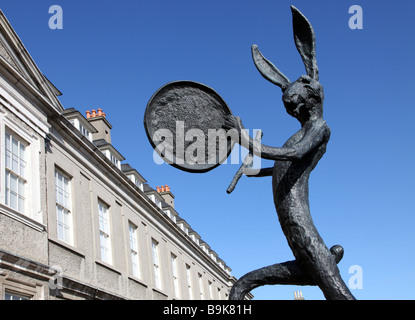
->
<box><xmin>224</xmin><ymin>6</ymin><xmax>355</xmax><ymax>300</ymax></box>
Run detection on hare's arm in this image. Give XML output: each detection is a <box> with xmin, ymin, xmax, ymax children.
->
<box><xmin>244</xmin><ymin>167</ymin><xmax>273</xmax><ymax>177</ymax></box>
<box><xmin>241</xmin><ymin>124</ymin><xmax>326</xmax><ymax>161</ymax></box>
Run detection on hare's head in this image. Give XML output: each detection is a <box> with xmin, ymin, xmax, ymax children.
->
<box><xmin>252</xmin><ymin>6</ymin><xmax>324</xmax><ymax>123</ymax></box>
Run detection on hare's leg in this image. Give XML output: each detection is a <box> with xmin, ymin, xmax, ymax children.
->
<box><xmin>305</xmin><ymin>250</ymin><xmax>356</xmax><ymax>300</ymax></box>
<box><xmin>291</xmin><ymin>226</ymin><xmax>356</xmax><ymax>300</ymax></box>
<box><xmin>229</xmin><ymin>260</ymin><xmax>311</xmax><ymax>300</ymax></box>
<box><xmin>229</xmin><ymin>245</ymin><xmax>344</xmax><ymax>300</ymax></box>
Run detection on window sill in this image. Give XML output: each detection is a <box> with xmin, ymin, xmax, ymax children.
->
<box><xmin>127</xmin><ymin>276</ymin><xmax>148</xmax><ymax>288</ymax></box>
<box><xmin>0</xmin><ymin>203</ymin><xmax>45</xmax><ymax>232</ymax></box>
<box><xmin>48</xmin><ymin>237</ymin><xmax>86</xmax><ymax>258</ymax></box>
<box><xmin>95</xmin><ymin>260</ymin><xmax>122</xmax><ymax>275</ymax></box>
<box><xmin>152</xmin><ymin>287</ymin><xmax>168</xmax><ymax>298</ymax></box>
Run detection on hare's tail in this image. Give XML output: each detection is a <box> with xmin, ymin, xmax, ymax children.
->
<box><xmin>229</xmin><ymin>245</ymin><xmax>344</xmax><ymax>300</ymax></box>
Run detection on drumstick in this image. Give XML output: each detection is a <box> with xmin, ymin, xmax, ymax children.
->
<box><xmin>227</xmin><ymin>130</ymin><xmax>263</xmax><ymax>194</ymax></box>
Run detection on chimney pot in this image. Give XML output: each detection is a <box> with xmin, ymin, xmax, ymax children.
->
<box><xmin>102</xmin><ymin>112</ymin><xmax>106</xmax><ymax>117</ymax></box>
<box><xmin>86</xmin><ymin>108</ymin><xmax>112</xmax><ymax>144</ymax></box>
<box><xmin>86</xmin><ymin>110</ymin><xmax>91</xmax><ymax>119</ymax></box>
<box><xmin>158</xmin><ymin>185</ymin><xmax>174</xmax><ymax>208</ymax></box>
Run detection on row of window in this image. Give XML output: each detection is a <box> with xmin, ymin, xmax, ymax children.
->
<box><xmin>54</xmin><ymin>168</ymin><xmax>226</xmax><ymax>299</ymax></box>
<box><xmin>68</xmin><ymin>114</ymin><xmax>229</xmax><ymax>276</ymax></box>
<box><xmin>150</xmin><ymin>239</ymin><xmax>227</xmax><ymax>299</ymax></box>
<box><xmin>54</xmin><ymin>168</ymin><xmax>113</xmax><ymax>264</ymax></box>
<box><xmin>150</xmin><ymin>198</ymin><xmax>230</xmax><ymax>275</ymax></box>
<box><xmin>1</xmin><ymin>128</ymin><xmax>228</xmax><ymax>299</ymax></box>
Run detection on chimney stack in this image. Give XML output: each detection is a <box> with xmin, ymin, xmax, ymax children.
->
<box><xmin>157</xmin><ymin>184</ymin><xmax>175</xmax><ymax>208</ymax></box>
<box><xmin>86</xmin><ymin>108</ymin><xmax>112</xmax><ymax>143</ymax></box>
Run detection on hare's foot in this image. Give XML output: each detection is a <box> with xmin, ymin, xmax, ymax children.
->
<box><xmin>229</xmin><ymin>245</ymin><xmax>344</xmax><ymax>300</ymax></box>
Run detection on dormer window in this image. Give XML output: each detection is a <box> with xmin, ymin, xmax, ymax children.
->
<box><xmin>79</xmin><ymin>123</ymin><xmax>91</xmax><ymax>140</ymax></box>
<box><xmin>121</xmin><ymin>164</ymin><xmax>147</xmax><ymax>193</ymax></box>
<box><xmin>93</xmin><ymin>140</ymin><xmax>125</xmax><ymax>170</ymax></box>
<box><xmin>149</xmin><ymin>194</ymin><xmax>162</xmax><ymax>209</ymax></box>
<box><xmin>154</xmin><ymin>196</ymin><xmax>161</xmax><ymax>208</ymax></box>
<box><xmin>163</xmin><ymin>209</ymin><xmax>176</xmax><ymax>223</ymax></box>
<box><xmin>202</xmin><ymin>245</ymin><xmax>209</xmax><ymax>254</ymax></box>
<box><xmin>190</xmin><ymin>234</ymin><xmax>199</xmax><ymax>245</ymax></box>
<box><xmin>134</xmin><ymin>179</ymin><xmax>144</xmax><ymax>191</ymax></box>
<box><xmin>69</xmin><ymin>118</ymin><xmax>92</xmax><ymax>141</ymax></box>
<box><xmin>128</xmin><ymin>174</ymin><xmax>144</xmax><ymax>191</ymax></box>
<box><xmin>109</xmin><ymin>152</ymin><xmax>120</xmax><ymax>168</ymax></box>
<box><xmin>178</xmin><ymin>222</ymin><xmax>188</xmax><ymax>235</ymax></box>
<box><xmin>63</xmin><ymin>109</ymin><xmax>96</xmax><ymax>142</ymax></box>
<box><xmin>101</xmin><ymin>149</ymin><xmax>122</xmax><ymax>169</ymax></box>
<box><xmin>70</xmin><ymin>118</ymin><xmax>92</xmax><ymax>140</ymax></box>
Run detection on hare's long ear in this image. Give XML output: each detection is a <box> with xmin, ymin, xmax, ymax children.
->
<box><xmin>291</xmin><ymin>6</ymin><xmax>319</xmax><ymax>81</ymax></box>
<box><xmin>252</xmin><ymin>44</ymin><xmax>290</xmax><ymax>90</ymax></box>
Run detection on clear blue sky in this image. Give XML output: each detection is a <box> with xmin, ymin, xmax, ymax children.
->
<box><xmin>2</xmin><ymin>0</ymin><xmax>414</xmax><ymax>300</ymax></box>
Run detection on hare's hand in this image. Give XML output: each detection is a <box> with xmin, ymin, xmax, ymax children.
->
<box><xmin>223</xmin><ymin>115</ymin><xmax>253</xmax><ymax>148</ymax></box>
<box><xmin>223</xmin><ymin>115</ymin><xmax>244</xmax><ymax>134</ymax></box>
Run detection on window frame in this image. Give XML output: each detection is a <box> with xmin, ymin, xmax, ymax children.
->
<box><xmin>185</xmin><ymin>264</ymin><xmax>193</xmax><ymax>299</ymax></box>
<box><xmin>98</xmin><ymin>200</ymin><xmax>112</xmax><ymax>265</ymax></box>
<box><xmin>208</xmin><ymin>280</ymin><xmax>213</xmax><ymax>300</ymax></box>
<box><xmin>170</xmin><ymin>253</ymin><xmax>180</xmax><ymax>298</ymax></box>
<box><xmin>1</xmin><ymin>278</ymin><xmax>38</xmax><ymax>300</ymax></box>
<box><xmin>0</xmin><ymin>95</ymin><xmax>44</xmax><ymax>228</ymax></box>
<box><xmin>4</xmin><ymin>130</ymin><xmax>27</xmax><ymax>214</ymax></box>
<box><xmin>128</xmin><ymin>222</ymin><xmax>141</xmax><ymax>279</ymax></box>
<box><xmin>55</xmin><ymin>168</ymin><xmax>73</xmax><ymax>245</ymax></box>
<box><xmin>198</xmin><ymin>273</ymin><xmax>204</xmax><ymax>300</ymax></box>
<box><xmin>151</xmin><ymin>239</ymin><xmax>162</xmax><ymax>290</ymax></box>
<box><xmin>4</xmin><ymin>290</ymin><xmax>32</xmax><ymax>300</ymax></box>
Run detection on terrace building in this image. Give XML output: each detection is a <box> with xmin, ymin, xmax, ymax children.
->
<box><xmin>0</xmin><ymin>10</ymin><xmax>250</xmax><ymax>300</ymax></box>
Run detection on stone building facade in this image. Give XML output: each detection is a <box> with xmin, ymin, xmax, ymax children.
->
<box><xmin>0</xmin><ymin>10</ymin><xmax>248</xmax><ymax>300</ymax></box>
